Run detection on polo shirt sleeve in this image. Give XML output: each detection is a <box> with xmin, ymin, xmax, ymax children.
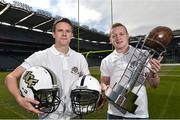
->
<box><xmin>80</xmin><ymin>55</ymin><xmax>90</xmax><ymax>76</ymax></box>
<box><xmin>100</xmin><ymin>58</ymin><xmax>110</xmax><ymax>77</ymax></box>
<box><xmin>21</xmin><ymin>51</ymin><xmax>42</xmax><ymax>69</ymax></box>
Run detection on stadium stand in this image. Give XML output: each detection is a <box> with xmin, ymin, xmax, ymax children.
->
<box><xmin>0</xmin><ymin>0</ymin><xmax>179</xmax><ymax>70</ymax></box>
<box><xmin>0</xmin><ymin>1</ymin><xmax>111</xmax><ymax>70</ymax></box>
<box><xmin>129</xmin><ymin>31</ymin><xmax>180</xmax><ymax>63</ymax></box>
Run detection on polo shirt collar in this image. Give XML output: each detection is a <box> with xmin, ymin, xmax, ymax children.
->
<box><xmin>113</xmin><ymin>45</ymin><xmax>132</xmax><ymax>56</ymax></box>
<box><xmin>50</xmin><ymin>45</ymin><xmax>72</xmax><ymax>56</ymax></box>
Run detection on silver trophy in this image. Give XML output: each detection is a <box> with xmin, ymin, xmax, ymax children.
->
<box><xmin>105</xmin><ymin>26</ymin><xmax>173</xmax><ymax>114</ymax></box>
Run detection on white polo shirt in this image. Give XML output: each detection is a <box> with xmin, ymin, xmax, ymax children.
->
<box><xmin>100</xmin><ymin>45</ymin><xmax>149</xmax><ymax>118</ymax></box>
<box><xmin>21</xmin><ymin>45</ymin><xmax>90</xmax><ymax>119</ymax></box>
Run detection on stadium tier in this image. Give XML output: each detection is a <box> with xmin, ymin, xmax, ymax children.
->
<box><xmin>0</xmin><ymin>1</ymin><xmax>179</xmax><ymax>70</ymax></box>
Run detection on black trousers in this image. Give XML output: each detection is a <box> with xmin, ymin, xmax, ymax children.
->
<box><xmin>107</xmin><ymin>114</ymin><xmax>149</xmax><ymax>120</ymax></box>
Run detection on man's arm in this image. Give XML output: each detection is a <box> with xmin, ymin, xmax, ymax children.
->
<box><xmin>101</xmin><ymin>76</ymin><xmax>110</xmax><ymax>91</ymax></box>
<box><xmin>147</xmin><ymin>58</ymin><xmax>162</xmax><ymax>88</ymax></box>
<box><xmin>4</xmin><ymin>66</ymin><xmax>42</xmax><ymax>114</ymax></box>
<box><xmin>96</xmin><ymin>76</ymin><xmax>110</xmax><ymax>110</ymax></box>
<box><xmin>147</xmin><ymin>72</ymin><xmax>160</xmax><ymax>88</ymax></box>
<box><xmin>5</xmin><ymin>66</ymin><xmax>25</xmax><ymax>100</ymax></box>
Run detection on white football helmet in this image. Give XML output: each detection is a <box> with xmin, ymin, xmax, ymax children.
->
<box><xmin>70</xmin><ymin>75</ymin><xmax>101</xmax><ymax>116</ymax></box>
<box><xmin>19</xmin><ymin>66</ymin><xmax>62</xmax><ymax>114</ymax></box>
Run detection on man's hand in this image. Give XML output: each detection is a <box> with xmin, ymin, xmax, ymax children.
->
<box><xmin>16</xmin><ymin>96</ymin><xmax>43</xmax><ymax>114</ymax></box>
<box><xmin>148</xmin><ymin>56</ymin><xmax>163</xmax><ymax>88</ymax></box>
<box><xmin>149</xmin><ymin>57</ymin><xmax>162</xmax><ymax>73</ymax></box>
<box><xmin>96</xmin><ymin>91</ymin><xmax>107</xmax><ymax>110</ymax></box>
<box><xmin>97</xmin><ymin>76</ymin><xmax>110</xmax><ymax>110</ymax></box>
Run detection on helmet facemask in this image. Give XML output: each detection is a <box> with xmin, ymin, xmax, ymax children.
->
<box><xmin>31</xmin><ymin>87</ymin><xmax>61</xmax><ymax>113</ymax></box>
<box><xmin>71</xmin><ymin>88</ymin><xmax>100</xmax><ymax>116</ymax></box>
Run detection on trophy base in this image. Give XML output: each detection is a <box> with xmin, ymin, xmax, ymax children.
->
<box><xmin>105</xmin><ymin>85</ymin><xmax>138</xmax><ymax>114</ymax></box>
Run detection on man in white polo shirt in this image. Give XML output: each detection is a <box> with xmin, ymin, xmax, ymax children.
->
<box><xmin>99</xmin><ymin>23</ymin><xmax>162</xmax><ymax>119</ymax></box>
<box><xmin>5</xmin><ymin>18</ymin><xmax>89</xmax><ymax>119</ymax></box>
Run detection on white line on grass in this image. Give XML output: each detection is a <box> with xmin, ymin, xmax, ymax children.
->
<box><xmin>161</xmin><ymin>70</ymin><xmax>180</xmax><ymax>72</ymax></box>
<box><xmin>160</xmin><ymin>75</ymin><xmax>180</xmax><ymax>77</ymax></box>
<box><xmin>0</xmin><ymin>98</ymin><xmax>34</xmax><ymax>119</ymax></box>
<box><xmin>0</xmin><ymin>104</ymin><xmax>29</xmax><ymax>118</ymax></box>
<box><xmin>161</xmin><ymin>64</ymin><xmax>180</xmax><ymax>66</ymax></box>
<box><xmin>158</xmin><ymin>81</ymin><xmax>176</xmax><ymax>118</ymax></box>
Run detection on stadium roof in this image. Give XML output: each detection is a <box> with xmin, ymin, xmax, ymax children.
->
<box><xmin>0</xmin><ymin>1</ymin><xmax>109</xmax><ymax>44</ymax></box>
<box><xmin>0</xmin><ymin>0</ymin><xmax>179</xmax><ymax>45</ymax></box>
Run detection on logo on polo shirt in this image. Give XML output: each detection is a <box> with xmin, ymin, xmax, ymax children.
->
<box><xmin>71</xmin><ymin>66</ymin><xmax>79</xmax><ymax>75</ymax></box>
<box><xmin>129</xmin><ymin>61</ymin><xmax>137</xmax><ymax>68</ymax></box>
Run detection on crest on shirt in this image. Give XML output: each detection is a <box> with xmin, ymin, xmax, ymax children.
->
<box><xmin>129</xmin><ymin>61</ymin><xmax>137</xmax><ymax>68</ymax></box>
<box><xmin>71</xmin><ymin>66</ymin><xmax>79</xmax><ymax>75</ymax></box>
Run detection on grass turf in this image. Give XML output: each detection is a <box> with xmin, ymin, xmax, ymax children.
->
<box><xmin>0</xmin><ymin>65</ymin><xmax>180</xmax><ymax>119</ymax></box>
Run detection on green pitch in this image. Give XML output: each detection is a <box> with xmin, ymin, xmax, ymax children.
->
<box><xmin>0</xmin><ymin>65</ymin><xmax>180</xmax><ymax>119</ymax></box>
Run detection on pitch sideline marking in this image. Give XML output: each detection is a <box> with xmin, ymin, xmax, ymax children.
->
<box><xmin>158</xmin><ymin>81</ymin><xmax>175</xmax><ymax>118</ymax></box>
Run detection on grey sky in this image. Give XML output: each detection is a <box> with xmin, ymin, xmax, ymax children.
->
<box><xmin>4</xmin><ymin>0</ymin><xmax>180</xmax><ymax>36</ymax></box>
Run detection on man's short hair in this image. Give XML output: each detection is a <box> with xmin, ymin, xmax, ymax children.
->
<box><xmin>110</xmin><ymin>23</ymin><xmax>128</xmax><ymax>35</ymax></box>
<box><xmin>52</xmin><ymin>18</ymin><xmax>73</xmax><ymax>32</ymax></box>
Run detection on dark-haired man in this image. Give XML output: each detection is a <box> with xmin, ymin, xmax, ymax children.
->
<box><xmin>5</xmin><ymin>18</ymin><xmax>90</xmax><ymax>119</ymax></box>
